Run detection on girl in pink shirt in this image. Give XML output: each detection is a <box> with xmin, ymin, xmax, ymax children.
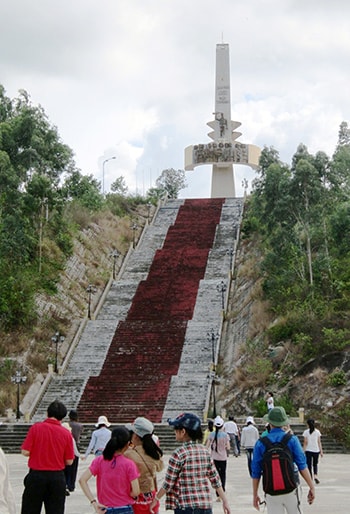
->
<box><xmin>79</xmin><ymin>427</ymin><xmax>140</xmax><ymax>513</ymax></box>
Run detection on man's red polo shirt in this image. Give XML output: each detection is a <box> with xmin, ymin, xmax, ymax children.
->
<box><xmin>21</xmin><ymin>418</ymin><xmax>74</xmax><ymax>470</ymax></box>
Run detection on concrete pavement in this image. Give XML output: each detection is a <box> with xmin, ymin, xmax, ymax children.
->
<box><xmin>7</xmin><ymin>452</ymin><xmax>348</xmax><ymax>514</ymax></box>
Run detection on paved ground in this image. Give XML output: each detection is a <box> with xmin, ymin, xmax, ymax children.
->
<box><xmin>7</xmin><ymin>452</ymin><xmax>348</xmax><ymax>514</ymax></box>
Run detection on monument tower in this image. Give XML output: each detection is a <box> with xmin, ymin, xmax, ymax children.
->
<box><xmin>185</xmin><ymin>43</ymin><xmax>260</xmax><ymax>197</ymax></box>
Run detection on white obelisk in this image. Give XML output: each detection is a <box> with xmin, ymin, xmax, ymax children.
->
<box><xmin>184</xmin><ymin>43</ymin><xmax>260</xmax><ymax>198</ymax></box>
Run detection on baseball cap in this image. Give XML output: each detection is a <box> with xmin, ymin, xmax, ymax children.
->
<box><xmin>125</xmin><ymin>417</ymin><xmax>154</xmax><ymax>438</ymax></box>
<box><xmin>246</xmin><ymin>416</ymin><xmax>255</xmax><ymax>425</ymax></box>
<box><xmin>168</xmin><ymin>412</ymin><xmax>202</xmax><ymax>431</ymax></box>
<box><xmin>266</xmin><ymin>406</ymin><xmax>290</xmax><ymax>427</ymax></box>
<box><xmin>95</xmin><ymin>415</ymin><xmax>111</xmax><ymax>427</ymax></box>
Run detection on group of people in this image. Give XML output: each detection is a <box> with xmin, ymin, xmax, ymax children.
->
<box><xmin>0</xmin><ymin>399</ymin><xmax>322</xmax><ymax>514</ymax></box>
<box><xmin>17</xmin><ymin>401</ymin><xmax>231</xmax><ymax>514</ymax></box>
<box><xmin>202</xmin><ymin>406</ymin><xmax>322</xmax><ymax>514</ymax></box>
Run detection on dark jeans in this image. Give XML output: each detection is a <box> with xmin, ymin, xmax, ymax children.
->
<box><xmin>305</xmin><ymin>451</ymin><xmax>320</xmax><ymax>477</ymax></box>
<box><xmin>235</xmin><ymin>435</ymin><xmax>241</xmax><ymax>455</ymax></box>
<box><xmin>245</xmin><ymin>448</ymin><xmax>254</xmax><ymax>477</ymax></box>
<box><xmin>213</xmin><ymin>459</ymin><xmax>227</xmax><ymax>491</ymax></box>
<box><xmin>174</xmin><ymin>508</ymin><xmax>212</xmax><ymax>514</ymax></box>
<box><xmin>21</xmin><ymin>469</ymin><xmax>66</xmax><ymax>514</ymax></box>
<box><xmin>64</xmin><ymin>456</ymin><xmax>79</xmax><ymax>491</ymax></box>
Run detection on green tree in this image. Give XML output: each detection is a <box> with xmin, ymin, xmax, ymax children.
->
<box><xmin>62</xmin><ymin>170</ymin><xmax>102</xmax><ymax>211</ymax></box>
<box><xmin>111</xmin><ymin>176</ymin><xmax>128</xmax><ymax>195</ymax></box>
<box><xmin>0</xmin><ymin>86</ymin><xmax>78</xmax><ymax>328</ymax></box>
<box><xmin>155</xmin><ymin>168</ymin><xmax>187</xmax><ymax>198</ymax></box>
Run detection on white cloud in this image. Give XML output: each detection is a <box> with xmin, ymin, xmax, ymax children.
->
<box><xmin>1</xmin><ymin>0</ymin><xmax>349</xmax><ymax>199</ymax></box>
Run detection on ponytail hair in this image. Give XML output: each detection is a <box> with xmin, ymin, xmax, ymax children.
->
<box><xmin>142</xmin><ymin>433</ymin><xmax>163</xmax><ymax>460</ymax></box>
<box><xmin>307</xmin><ymin>419</ymin><xmax>315</xmax><ymax>434</ymax></box>
<box><xmin>212</xmin><ymin>426</ymin><xmax>220</xmax><ymax>452</ymax></box>
<box><xmin>103</xmin><ymin>427</ymin><xmax>131</xmax><ymax>461</ymax></box>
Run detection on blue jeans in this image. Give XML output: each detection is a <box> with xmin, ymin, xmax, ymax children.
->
<box><xmin>106</xmin><ymin>507</ymin><xmax>133</xmax><ymax>514</ymax></box>
<box><xmin>174</xmin><ymin>508</ymin><xmax>212</xmax><ymax>514</ymax></box>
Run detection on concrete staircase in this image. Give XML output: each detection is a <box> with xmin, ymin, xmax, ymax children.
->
<box><xmin>32</xmin><ymin>198</ymin><xmax>241</xmax><ymax>424</ymax></box>
<box><xmin>162</xmin><ymin>199</ymin><xmax>243</xmax><ymax>421</ymax></box>
<box><xmin>32</xmin><ymin>199</ymin><xmax>183</xmax><ymax>421</ymax></box>
<box><xmin>1</xmin><ymin>421</ymin><xmax>348</xmax><ymax>454</ymax></box>
<box><xmin>78</xmin><ymin>198</ymin><xmax>225</xmax><ymax>422</ymax></box>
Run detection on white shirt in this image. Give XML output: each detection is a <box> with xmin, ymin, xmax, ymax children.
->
<box><xmin>0</xmin><ymin>447</ymin><xmax>16</xmax><ymax>514</ymax></box>
<box><xmin>266</xmin><ymin>396</ymin><xmax>274</xmax><ymax>410</ymax></box>
<box><xmin>241</xmin><ymin>424</ymin><xmax>259</xmax><ymax>449</ymax></box>
<box><xmin>224</xmin><ymin>420</ymin><xmax>238</xmax><ymax>435</ymax></box>
<box><xmin>303</xmin><ymin>428</ymin><xmax>321</xmax><ymax>452</ymax></box>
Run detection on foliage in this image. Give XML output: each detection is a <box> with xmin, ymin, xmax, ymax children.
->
<box><xmin>252</xmin><ymin>394</ymin><xmax>296</xmax><ymax>418</ymax></box>
<box><xmin>0</xmin><ymin>87</ymin><xmax>80</xmax><ymax>329</ymax></box>
<box><xmin>146</xmin><ymin>186</ymin><xmax>166</xmax><ymax>203</ymax></box>
<box><xmin>62</xmin><ymin>171</ymin><xmax>103</xmax><ymax>211</ymax></box>
<box><xmin>239</xmin><ymin>124</ymin><xmax>350</xmax><ymax>423</ymax></box>
<box><xmin>154</xmin><ymin>168</ymin><xmax>187</xmax><ymax>198</ymax></box>
<box><xmin>111</xmin><ymin>176</ymin><xmax>128</xmax><ymax>195</ymax></box>
<box><xmin>245</xmin><ymin>357</ymin><xmax>273</xmax><ymax>385</ymax></box>
<box><xmin>326</xmin><ymin>369</ymin><xmax>347</xmax><ymax>386</ymax></box>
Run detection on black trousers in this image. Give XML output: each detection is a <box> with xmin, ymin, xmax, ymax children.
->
<box><xmin>305</xmin><ymin>451</ymin><xmax>320</xmax><ymax>477</ymax></box>
<box><xmin>213</xmin><ymin>459</ymin><xmax>227</xmax><ymax>491</ymax></box>
<box><xmin>21</xmin><ymin>469</ymin><xmax>66</xmax><ymax>514</ymax></box>
<box><xmin>65</xmin><ymin>456</ymin><xmax>79</xmax><ymax>491</ymax></box>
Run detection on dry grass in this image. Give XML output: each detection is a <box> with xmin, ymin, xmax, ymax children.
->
<box><xmin>247</xmin><ymin>296</ymin><xmax>272</xmax><ymax>340</ymax></box>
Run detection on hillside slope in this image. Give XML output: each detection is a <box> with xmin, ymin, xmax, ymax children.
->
<box><xmin>216</xmin><ymin>237</ymin><xmax>350</xmax><ymax>446</ymax></box>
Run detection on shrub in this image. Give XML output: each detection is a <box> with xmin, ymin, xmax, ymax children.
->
<box><xmin>245</xmin><ymin>358</ymin><xmax>273</xmax><ymax>386</ymax></box>
<box><xmin>326</xmin><ymin>369</ymin><xmax>347</xmax><ymax>386</ymax></box>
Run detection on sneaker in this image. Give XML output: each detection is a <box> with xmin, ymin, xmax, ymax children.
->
<box><xmin>65</xmin><ymin>489</ymin><xmax>70</xmax><ymax>496</ymax></box>
<box><xmin>315</xmin><ymin>478</ymin><xmax>320</xmax><ymax>484</ymax></box>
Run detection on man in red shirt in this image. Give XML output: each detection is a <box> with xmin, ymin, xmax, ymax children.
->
<box><xmin>21</xmin><ymin>400</ymin><xmax>74</xmax><ymax>514</ymax></box>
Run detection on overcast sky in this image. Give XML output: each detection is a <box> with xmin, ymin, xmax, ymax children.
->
<box><xmin>1</xmin><ymin>0</ymin><xmax>349</xmax><ymax>198</ymax></box>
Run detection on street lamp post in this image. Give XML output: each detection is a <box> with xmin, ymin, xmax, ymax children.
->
<box><xmin>51</xmin><ymin>332</ymin><xmax>65</xmax><ymax>373</ymax></box>
<box><xmin>110</xmin><ymin>250</ymin><xmax>120</xmax><ymax>280</ymax></box>
<box><xmin>102</xmin><ymin>156</ymin><xmax>116</xmax><ymax>195</ymax></box>
<box><xmin>226</xmin><ymin>247</ymin><xmax>234</xmax><ymax>271</ymax></box>
<box><xmin>211</xmin><ymin>371</ymin><xmax>217</xmax><ymax>418</ymax></box>
<box><xmin>131</xmin><ymin>223</ymin><xmax>138</xmax><ymax>249</ymax></box>
<box><xmin>86</xmin><ymin>284</ymin><xmax>96</xmax><ymax>319</ymax></box>
<box><xmin>11</xmin><ymin>370</ymin><xmax>27</xmax><ymax>420</ymax></box>
<box><xmin>207</xmin><ymin>329</ymin><xmax>219</xmax><ymax>365</ymax></box>
<box><xmin>217</xmin><ymin>280</ymin><xmax>227</xmax><ymax>310</ymax></box>
<box><xmin>207</xmin><ymin>329</ymin><xmax>219</xmax><ymax>418</ymax></box>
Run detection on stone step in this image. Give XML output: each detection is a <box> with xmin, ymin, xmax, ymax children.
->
<box><xmin>1</xmin><ymin>422</ymin><xmax>348</xmax><ymax>455</ymax></box>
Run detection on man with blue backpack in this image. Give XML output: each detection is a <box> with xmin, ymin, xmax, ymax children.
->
<box><xmin>251</xmin><ymin>407</ymin><xmax>315</xmax><ymax>513</ymax></box>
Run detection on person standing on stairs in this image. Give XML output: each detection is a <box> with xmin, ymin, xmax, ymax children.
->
<box><xmin>125</xmin><ymin>417</ymin><xmax>164</xmax><ymax>514</ymax></box>
<box><xmin>82</xmin><ymin>415</ymin><xmax>112</xmax><ymax>459</ymax></box>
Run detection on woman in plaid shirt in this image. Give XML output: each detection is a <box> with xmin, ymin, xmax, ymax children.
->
<box><xmin>150</xmin><ymin>413</ymin><xmax>230</xmax><ymax>514</ymax></box>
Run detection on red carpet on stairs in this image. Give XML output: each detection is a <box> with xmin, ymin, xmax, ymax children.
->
<box><xmin>78</xmin><ymin>199</ymin><xmax>225</xmax><ymax>423</ymax></box>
